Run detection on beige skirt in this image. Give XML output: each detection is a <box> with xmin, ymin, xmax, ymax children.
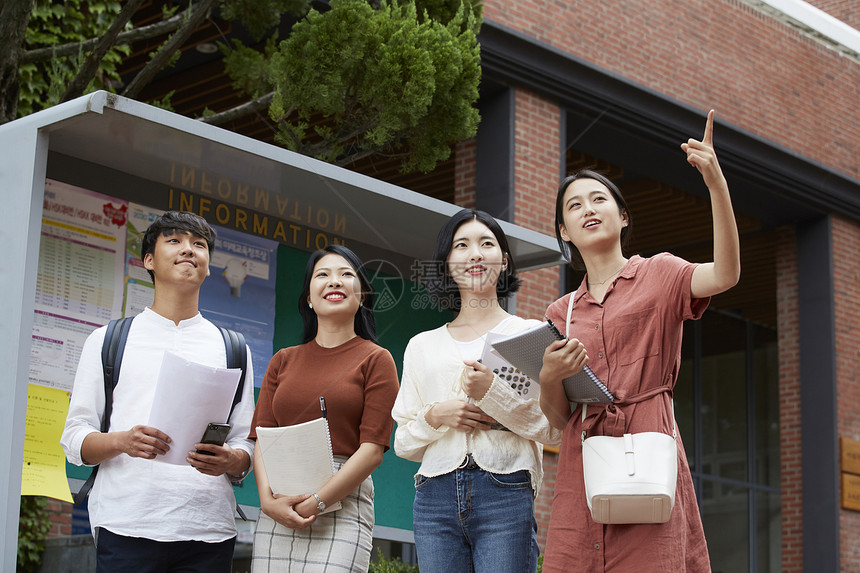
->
<box><xmin>251</xmin><ymin>458</ymin><xmax>375</xmax><ymax>573</ymax></box>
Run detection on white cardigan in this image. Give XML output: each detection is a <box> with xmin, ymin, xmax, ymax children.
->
<box><xmin>392</xmin><ymin>316</ymin><xmax>562</xmax><ymax>495</ymax></box>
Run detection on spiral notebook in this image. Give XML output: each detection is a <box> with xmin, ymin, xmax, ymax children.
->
<box><xmin>255</xmin><ymin>417</ymin><xmax>342</xmax><ymax>514</ymax></box>
<box><xmin>481</xmin><ymin>331</ymin><xmax>540</xmax><ymax>401</ymax></box>
<box><xmin>488</xmin><ymin>320</ymin><xmax>615</xmax><ymax>404</ymax></box>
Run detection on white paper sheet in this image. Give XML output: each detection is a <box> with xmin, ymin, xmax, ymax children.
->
<box><xmin>148</xmin><ymin>352</ymin><xmax>241</xmax><ymax>465</ymax></box>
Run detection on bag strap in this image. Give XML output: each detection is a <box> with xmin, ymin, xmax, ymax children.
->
<box><xmin>216</xmin><ymin>326</ymin><xmax>251</xmax><ymax>521</ymax></box>
<box><xmin>565</xmin><ymin>293</ymin><xmax>575</xmax><ymax>337</ymax></box>
<box><xmin>74</xmin><ymin>317</ymin><xmax>134</xmax><ymax>506</ymax></box>
<box><xmin>101</xmin><ymin>317</ymin><xmax>135</xmax><ymax>432</ymax></box>
<box><xmin>217</xmin><ymin>326</ymin><xmax>247</xmax><ymax>420</ymax></box>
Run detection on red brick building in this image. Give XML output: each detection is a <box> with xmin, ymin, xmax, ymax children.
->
<box><xmin>449</xmin><ymin>1</ymin><xmax>859</xmax><ymax>571</ymax></box>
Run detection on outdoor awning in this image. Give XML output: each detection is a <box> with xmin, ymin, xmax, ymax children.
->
<box><xmin>27</xmin><ymin>91</ymin><xmax>563</xmax><ymax>271</ymax></box>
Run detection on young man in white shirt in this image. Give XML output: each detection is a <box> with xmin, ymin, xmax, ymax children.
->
<box><xmin>61</xmin><ymin>211</ymin><xmax>255</xmax><ymax>573</ymax></box>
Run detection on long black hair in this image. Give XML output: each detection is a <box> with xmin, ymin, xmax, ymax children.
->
<box><xmin>554</xmin><ymin>170</ymin><xmax>632</xmax><ymax>270</ymax></box>
<box><xmin>424</xmin><ymin>208</ymin><xmax>521</xmax><ymax>311</ymax></box>
<box><xmin>298</xmin><ymin>244</ymin><xmax>378</xmax><ymax>344</ymax></box>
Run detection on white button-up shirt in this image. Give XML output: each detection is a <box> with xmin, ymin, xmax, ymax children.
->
<box><xmin>61</xmin><ymin>308</ymin><xmax>255</xmax><ymax>542</ymax></box>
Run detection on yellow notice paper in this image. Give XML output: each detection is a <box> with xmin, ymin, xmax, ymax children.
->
<box><xmin>22</xmin><ymin>384</ymin><xmax>73</xmax><ymax>503</ymax></box>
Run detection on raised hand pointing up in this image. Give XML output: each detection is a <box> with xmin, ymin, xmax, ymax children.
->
<box><xmin>681</xmin><ymin>109</ymin><xmax>727</xmax><ymax>191</ymax></box>
<box><xmin>685</xmin><ymin>109</ymin><xmax>741</xmax><ymax>299</ymax></box>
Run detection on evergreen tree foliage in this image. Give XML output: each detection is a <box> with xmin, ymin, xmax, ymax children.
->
<box><xmin>265</xmin><ymin>0</ymin><xmax>481</xmax><ymax>171</ymax></box>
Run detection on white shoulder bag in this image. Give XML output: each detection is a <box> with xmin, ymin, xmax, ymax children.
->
<box><xmin>565</xmin><ymin>294</ymin><xmax>678</xmax><ymax>524</ymax></box>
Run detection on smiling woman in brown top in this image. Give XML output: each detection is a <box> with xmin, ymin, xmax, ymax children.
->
<box><xmin>249</xmin><ymin>244</ymin><xmax>399</xmax><ymax>573</ymax></box>
<box><xmin>539</xmin><ymin>111</ymin><xmax>740</xmax><ymax>572</ymax></box>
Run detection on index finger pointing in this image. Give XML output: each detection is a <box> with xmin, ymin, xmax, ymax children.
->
<box><xmin>703</xmin><ymin>109</ymin><xmax>715</xmax><ymax>146</ymax></box>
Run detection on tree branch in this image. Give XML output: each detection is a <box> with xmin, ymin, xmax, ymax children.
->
<box><xmin>334</xmin><ymin>114</ymin><xmax>379</xmax><ymax>147</ymax></box>
<box><xmin>0</xmin><ymin>0</ymin><xmax>35</xmax><ymax>123</ymax></box>
<box><xmin>22</xmin><ymin>8</ymin><xmax>190</xmax><ymax>65</ymax></box>
<box><xmin>122</xmin><ymin>0</ymin><xmax>222</xmax><ymax>99</ymax></box>
<box><xmin>334</xmin><ymin>147</ymin><xmax>397</xmax><ymax>168</ymax></box>
<box><xmin>275</xmin><ymin>113</ymin><xmax>304</xmax><ymax>150</ymax></box>
<box><xmin>60</xmin><ymin>0</ymin><xmax>147</xmax><ymax>102</ymax></box>
<box><xmin>199</xmin><ymin>91</ymin><xmax>274</xmax><ymax>125</ymax></box>
<box><xmin>121</xmin><ymin>0</ymin><xmax>222</xmax><ymax>99</ymax></box>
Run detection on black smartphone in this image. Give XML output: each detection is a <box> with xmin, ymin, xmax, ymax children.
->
<box><xmin>196</xmin><ymin>423</ymin><xmax>230</xmax><ymax>455</ymax></box>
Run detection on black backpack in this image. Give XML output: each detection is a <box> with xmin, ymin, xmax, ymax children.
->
<box><xmin>73</xmin><ymin>317</ymin><xmax>248</xmax><ymax>506</ymax></box>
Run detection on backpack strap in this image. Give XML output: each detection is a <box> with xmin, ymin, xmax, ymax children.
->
<box><xmin>217</xmin><ymin>326</ymin><xmax>247</xmax><ymax>420</ymax></box>
<box><xmin>101</xmin><ymin>317</ymin><xmax>135</xmax><ymax>431</ymax></box>
<box><xmin>74</xmin><ymin>317</ymin><xmax>134</xmax><ymax>506</ymax></box>
<box><xmin>217</xmin><ymin>327</ymin><xmax>250</xmax><ymax>519</ymax></box>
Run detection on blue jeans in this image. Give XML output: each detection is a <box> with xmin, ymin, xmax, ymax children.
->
<box><xmin>413</xmin><ymin>460</ymin><xmax>539</xmax><ymax>573</ymax></box>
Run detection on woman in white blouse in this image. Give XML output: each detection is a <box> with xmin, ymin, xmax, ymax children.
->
<box><xmin>392</xmin><ymin>208</ymin><xmax>562</xmax><ymax>573</ymax></box>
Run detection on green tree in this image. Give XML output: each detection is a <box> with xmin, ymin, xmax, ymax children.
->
<box><xmin>1</xmin><ymin>0</ymin><xmax>482</xmax><ymax>173</ymax></box>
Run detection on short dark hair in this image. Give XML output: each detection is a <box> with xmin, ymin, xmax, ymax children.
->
<box><xmin>554</xmin><ymin>170</ymin><xmax>632</xmax><ymax>270</ymax></box>
<box><xmin>141</xmin><ymin>211</ymin><xmax>216</xmax><ymax>281</ymax></box>
<box><xmin>298</xmin><ymin>244</ymin><xmax>378</xmax><ymax>344</ymax></box>
<box><xmin>424</xmin><ymin>208</ymin><xmax>521</xmax><ymax>311</ymax></box>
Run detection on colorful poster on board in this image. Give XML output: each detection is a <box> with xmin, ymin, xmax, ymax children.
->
<box><xmin>200</xmin><ymin>226</ymin><xmax>278</xmax><ymax>388</ymax></box>
<box><xmin>29</xmin><ymin>180</ymin><xmax>127</xmax><ymax>391</ymax></box>
<box><xmin>122</xmin><ymin>203</ymin><xmax>163</xmax><ymax>317</ymax></box>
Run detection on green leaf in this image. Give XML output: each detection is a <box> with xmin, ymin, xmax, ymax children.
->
<box><xmin>19</xmin><ymin>0</ymin><xmax>129</xmax><ymax>117</ymax></box>
<box><xmin>16</xmin><ymin>496</ymin><xmax>51</xmax><ymax>573</ymax></box>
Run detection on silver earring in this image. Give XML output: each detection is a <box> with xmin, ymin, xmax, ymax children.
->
<box><xmin>308</xmin><ymin>302</ymin><xmax>313</xmax><ymax>309</ymax></box>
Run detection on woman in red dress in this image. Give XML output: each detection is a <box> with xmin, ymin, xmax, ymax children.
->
<box><xmin>539</xmin><ymin>110</ymin><xmax>740</xmax><ymax>572</ymax></box>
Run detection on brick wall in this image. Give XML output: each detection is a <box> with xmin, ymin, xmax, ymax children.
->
<box><xmin>45</xmin><ymin>499</ymin><xmax>74</xmax><ymax>538</ymax></box>
<box><xmin>776</xmin><ymin>226</ymin><xmax>802</xmax><ymax>572</ymax></box>
<box><xmin>453</xmin><ymin>138</ymin><xmax>477</xmax><ymax>209</ymax></box>
<box><xmin>511</xmin><ymin>87</ymin><xmax>562</xmax><ymax>325</ymax></box>
<box><xmin>511</xmin><ymin>89</ymin><xmax>560</xmax><ymax>237</ymax></box>
<box><xmin>806</xmin><ymin>0</ymin><xmax>859</xmax><ymax>28</ymax></box>
<box><xmin>834</xmin><ymin>216</ymin><xmax>860</xmax><ymax>569</ymax></box>
<box><xmin>483</xmin><ymin>0</ymin><xmax>859</xmax><ymax>181</ymax></box>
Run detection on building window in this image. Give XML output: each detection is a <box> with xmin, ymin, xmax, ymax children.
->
<box><xmin>676</xmin><ymin>311</ymin><xmax>780</xmax><ymax>572</ymax></box>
